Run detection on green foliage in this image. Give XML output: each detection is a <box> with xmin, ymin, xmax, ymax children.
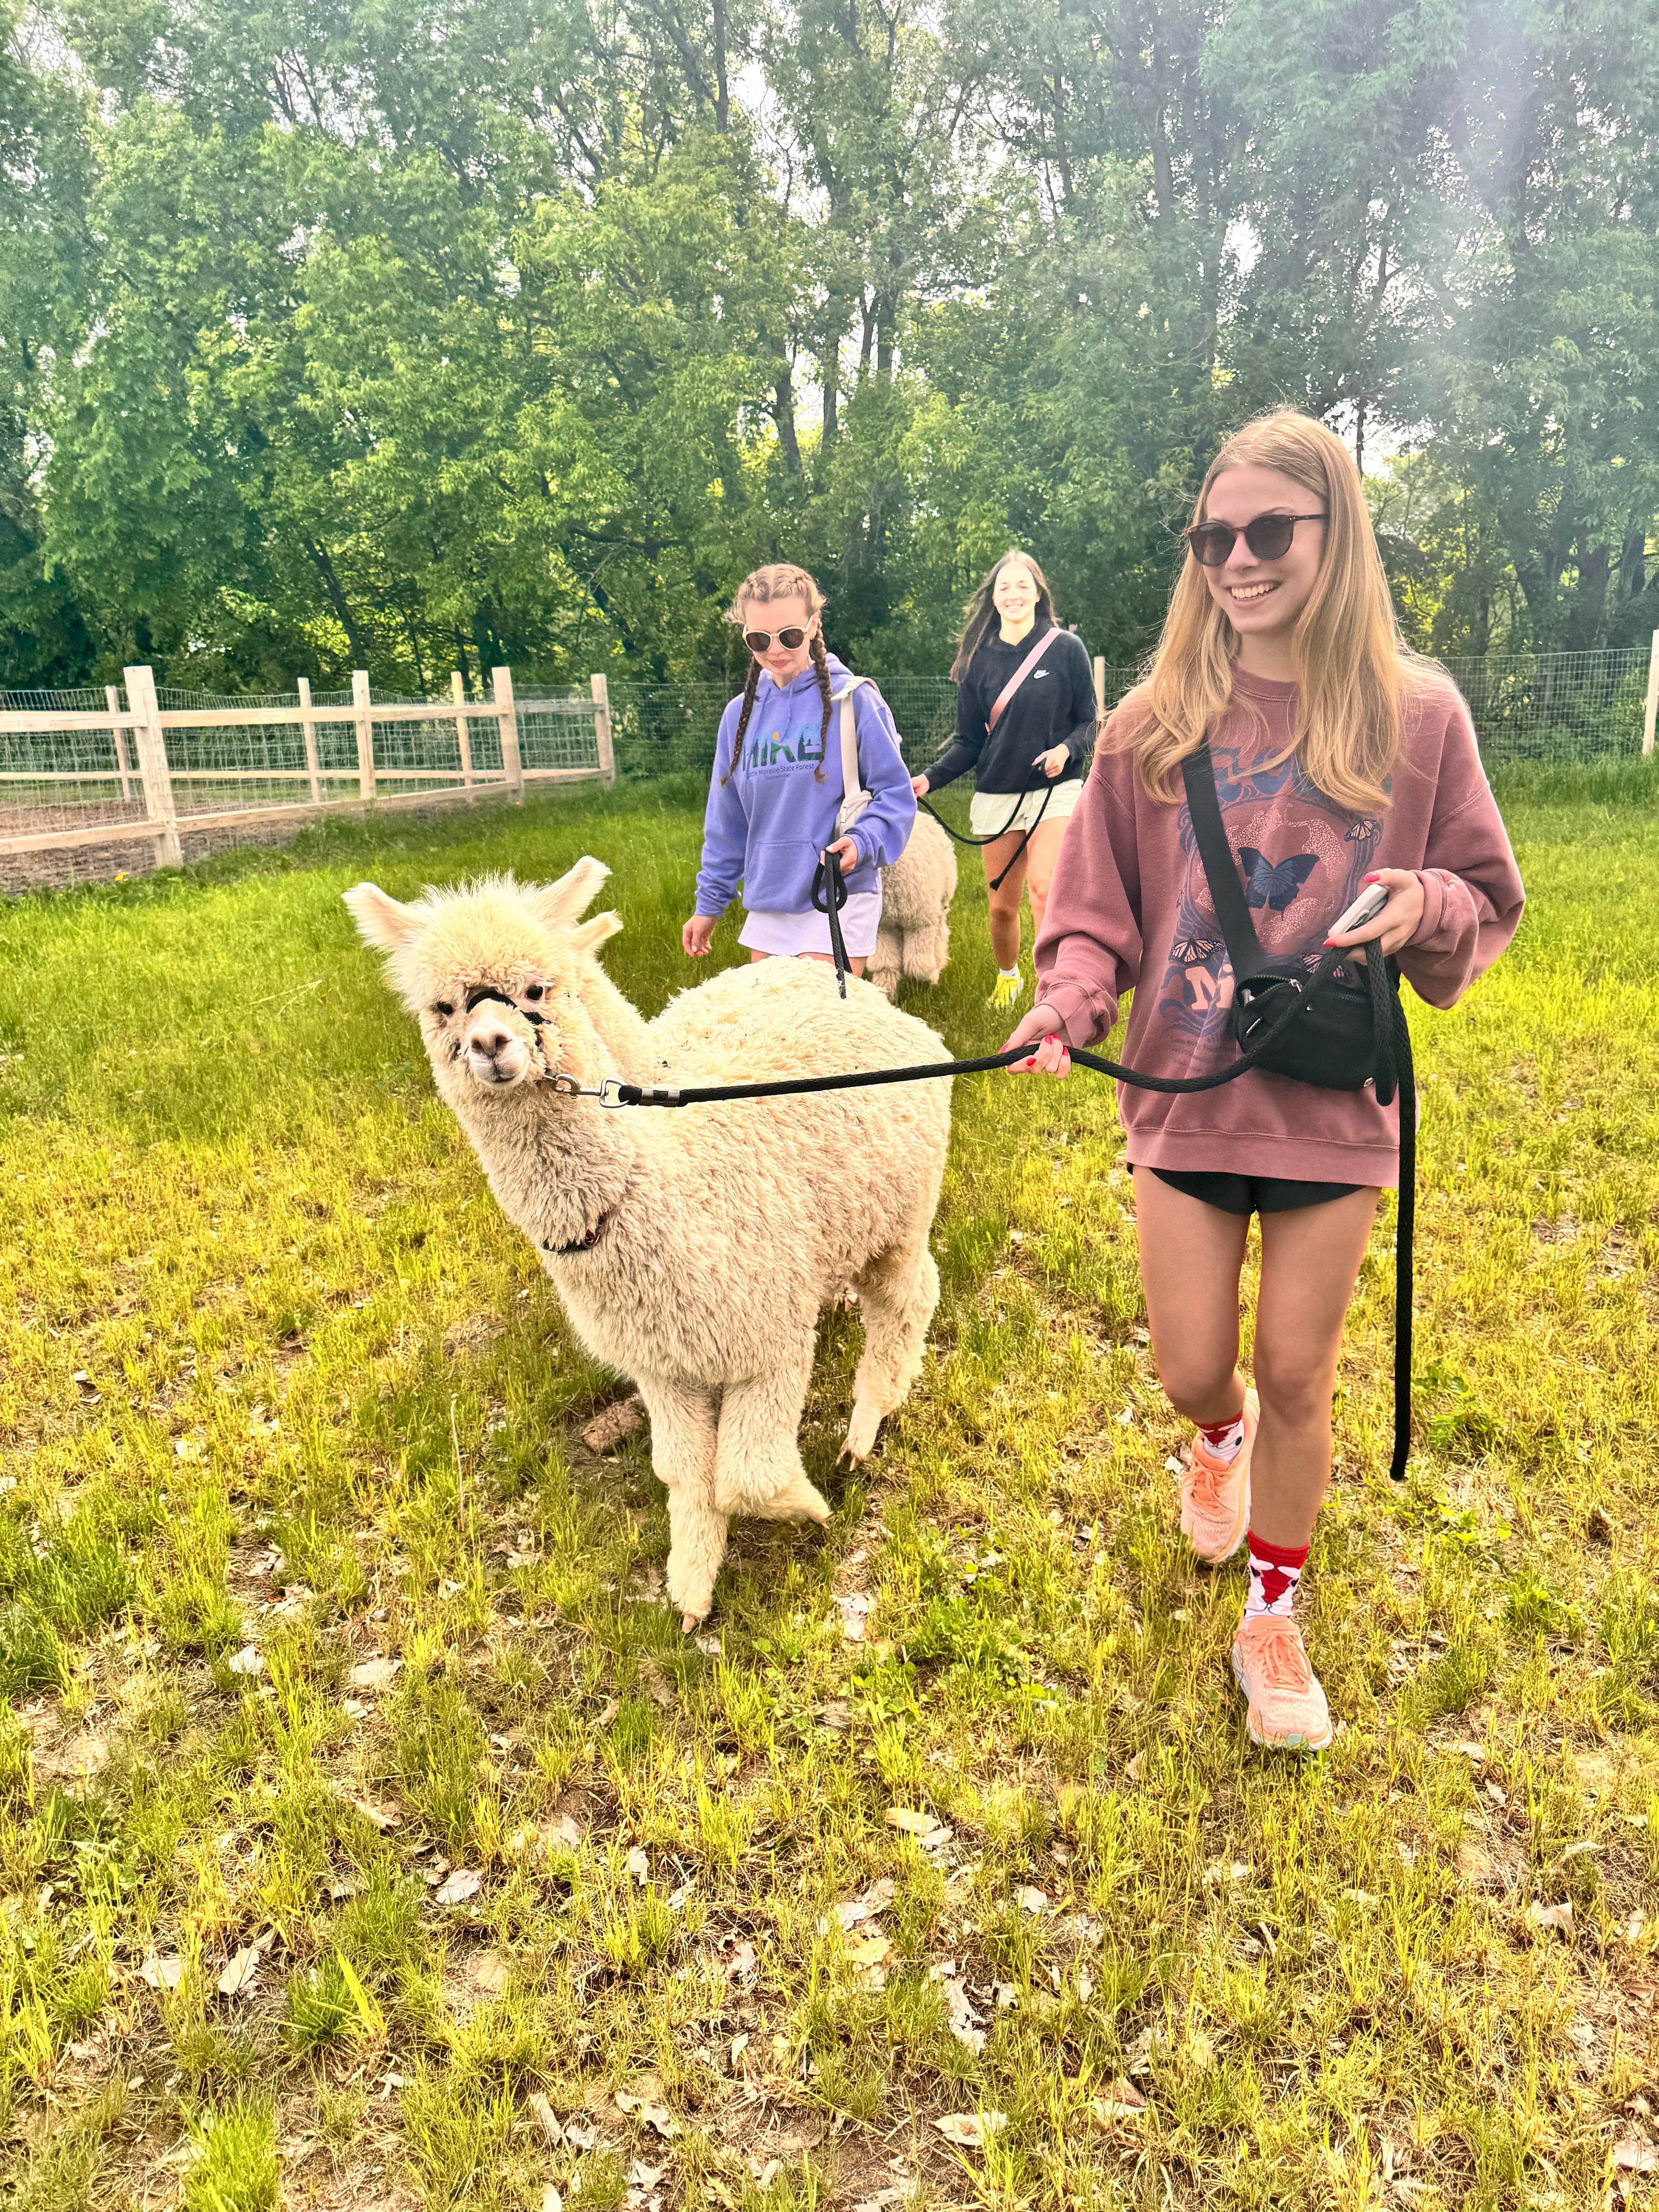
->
<box><xmin>0</xmin><ymin>0</ymin><xmax>1651</xmax><ymax>692</ymax></box>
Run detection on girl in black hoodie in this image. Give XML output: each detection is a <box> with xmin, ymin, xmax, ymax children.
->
<box><xmin>912</xmin><ymin>550</ymin><xmax>1096</xmax><ymax>1007</ymax></box>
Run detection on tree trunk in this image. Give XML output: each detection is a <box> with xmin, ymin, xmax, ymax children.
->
<box><xmin>1565</xmin><ymin>544</ymin><xmax>1611</xmax><ymax>650</ymax></box>
<box><xmin>301</xmin><ymin>536</ymin><xmax>372</xmax><ymax>669</ymax></box>
<box><xmin>1621</xmin><ymin>527</ymin><xmax>1646</xmax><ymax>600</ymax></box>
<box><xmin>713</xmin><ymin>0</ymin><xmax>729</xmax><ymax>131</ymax></box>
<box><xmin>818</xmin><ymin>313</ymin><xmax>842</xmax><ymax>487</ymax></box>
<box><xmin>774</xmin><ymin>365</ymin><xmax>802</xmax><ymax>475</ymax></box>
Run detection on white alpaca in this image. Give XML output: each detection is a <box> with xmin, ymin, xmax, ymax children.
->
<box><xmin>868</xmin><ymin>812</ymin><xmax>957</xmax><ymax>999</ymax></box>
<box><xmin>344</xmin><ymin>861</ymin><xmax>952</xmax><ymax>1628</ymax></box>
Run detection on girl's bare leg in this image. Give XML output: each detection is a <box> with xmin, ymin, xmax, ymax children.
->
<box><xmin>748</xmin><ymin>948</ymin><xmax>866</xmax><ymax>975</ymax></box>
<box><xmin>981</xmin><ymin>832</ymin><xmax>1029</xmax><ymax>969</ymax></box>
<box><xmin>1022</xmin><ymin>813</ymin><xmax>1070</xmax><ymax>945</ymax></box>
<box><xmin>1132</xmin><ymin>1170</ymin><xmax>1252</xmax><ymax>1426</ymax></box>
<box><xmin>1249</xmin><ymin>1189</ymin><xmax>1379</xmax><ymax>1545</ymax></box>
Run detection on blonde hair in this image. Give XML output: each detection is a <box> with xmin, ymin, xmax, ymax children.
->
<box><xmin>722</xmin><ymin>563</ymin><xmax>832</xmax><ymax>785</ymax></box>
<box><xmin>1117</xmin><ymin>410</ymin><xmax>1426</xmax><ymax>812</ymax></box>
<box><xmin>950</xmin><ymin>550</ymin><xmax>1056</xmax><ymax>682</ymax></box>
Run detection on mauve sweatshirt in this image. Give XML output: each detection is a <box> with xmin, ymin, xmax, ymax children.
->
<box><xmin>1032</xmin><ymin>667</ymin><xmax>1525</xmax><ymax>1187</ymax></box>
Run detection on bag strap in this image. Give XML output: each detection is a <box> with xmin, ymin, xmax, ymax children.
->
<box><xmin>1182</xmin><ymin>742</ymin><xmax>1268</xmax><ymax>975</ymax></box>
<box><xmin>986</xmin><ymin>625</ymin><xmax>1061</xmax><ymax>732</ymax></box>
<box><xmin>833</xmin><ymin>677</ymin><xmax>869</xmax><ymax>797</ymax></box>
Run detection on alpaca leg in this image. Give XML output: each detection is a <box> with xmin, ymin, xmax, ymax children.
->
<box><xmin>633</xmin><ymin>1374</ymin><xmax>726</xmax><ymax>1630</ymax></box>
<box><xmin>843</xmin><ymin>1237</ymin><xmax>941</xmax><ymax>1462</ymax></box>
<box><xmin>867</xmin><ymin>919</ymin><xmax>904</xmax><ymax>1000</ymax></box>
<box><xmin>713</xmin><ymin>1356</ymin><xmax>831</xmax><ymax>1526</ymax></box>
<box><xmin>904</xmin><ymin>913</ymin><xmax>951</xmax><ymax>986</ymax></box>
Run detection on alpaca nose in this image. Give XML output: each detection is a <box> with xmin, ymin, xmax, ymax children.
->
<box><xmin>473</xmin><ymin>1023</ymin><xmax>512</xmax><ymax>1061</ymax></box>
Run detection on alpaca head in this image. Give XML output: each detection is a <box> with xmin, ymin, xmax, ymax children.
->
<box><xmin>344</xmin><ymin>858</ymin><xmax>623</xmax><ymax>1095</ymax></box>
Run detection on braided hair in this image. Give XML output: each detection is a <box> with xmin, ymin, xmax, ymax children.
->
<box><xmin>723</xmin><ymin>563</ymin><xmax>832</xmax><ymax>784</ymax></box>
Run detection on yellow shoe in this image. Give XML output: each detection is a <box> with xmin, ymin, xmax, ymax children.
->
<box><xmin>988</xmin><ymin>969</ymin><xmax>1027</xmax><ymax>1010</ymax></box>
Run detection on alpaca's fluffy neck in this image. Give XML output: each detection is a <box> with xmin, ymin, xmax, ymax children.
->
<box><xmin>446</xmin><ymin>1072</ymin><xmax>641</xmax><ymax>1256</ymax></box>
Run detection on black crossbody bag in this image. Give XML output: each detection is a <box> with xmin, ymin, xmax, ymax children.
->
<box><xmin>1181</xmin><ymin>743</ymin><xmax>1416</xmax><ymax>1481</ymax></box>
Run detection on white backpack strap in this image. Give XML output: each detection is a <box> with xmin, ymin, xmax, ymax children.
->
<box><xmin>832</xmin><ymin>677</ymin><xmax>869</xmax><ymax>799</ymax></box>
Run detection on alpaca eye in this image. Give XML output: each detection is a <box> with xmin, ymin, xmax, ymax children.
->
<box><xmin>525</xmin><ymin>983</ymin><xmax>544</xmax><ymax>1001</ymax></box>
<box><xmin>432</xmin><ymin>1001</ymin><xmax>454</xmax><ymax>1020</ymax></box>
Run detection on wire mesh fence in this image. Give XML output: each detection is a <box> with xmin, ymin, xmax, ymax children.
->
<box><xmin>1</xmin><ymin>641</ymin><xmax>1653</xmax><ymax>891</ymax></box>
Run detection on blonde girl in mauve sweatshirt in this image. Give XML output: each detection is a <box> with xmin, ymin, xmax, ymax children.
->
<box><xmin>1005</xmin><ymin>410</ymin><xmax>1524</xmax><ymax>1753</ymax></box>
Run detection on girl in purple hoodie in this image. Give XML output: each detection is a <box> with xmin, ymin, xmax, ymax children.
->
<box><xmin>682</xmin><ymin>565</ymin><xmax>916</xmax><ymax>974</ymax></box>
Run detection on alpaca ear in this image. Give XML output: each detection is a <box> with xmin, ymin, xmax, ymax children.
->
<box><xmin>343</xmin><ymin>881</ymin><xmax>419</xmax><ymax>949</ymax></box>
<box><xmin>528</xmin><ymin>856</ymin><xmax>611</xmax><ymax>929</ymax></box>
<box><xmin>569</xmin><ymin>910</ymin><xmax>623</xmax><ymax>953</ymax></box>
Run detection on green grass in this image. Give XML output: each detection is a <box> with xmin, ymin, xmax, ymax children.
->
<box><xmin>1</xmin><ymin>766</ymin><xmax>1656</xmax><ymax>2209</ymax></box>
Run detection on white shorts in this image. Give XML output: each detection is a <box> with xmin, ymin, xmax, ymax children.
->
<box><xmin>968</xmin><ymin>777</ymin><xmax>1085</xmax><ymax>839</ymax></box>
<box><xmin>738</xmin><ymin>890</ymin><xmax>883</xmax><ymax>958</ymax></box>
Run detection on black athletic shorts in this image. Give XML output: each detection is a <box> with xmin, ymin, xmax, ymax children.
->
<box><xmin>1140</xmin><ymin>1165</ymin><xmax>1365</xmax><ymax>1216</ymax></box>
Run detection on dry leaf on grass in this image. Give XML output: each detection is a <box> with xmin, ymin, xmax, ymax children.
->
<box><xmin>1526</xmin><ymin>1899</ymin><xmax>1573</xmax><ymax>1935</ymax></box>
<box><xmin>1088</xmin><ymin>2079</ymin><xmax>1146</xmax><ymax>2121</ymax></box>
<box><xmin>139</xmin><ymin>1954</ymin><xmax>183</xmax><ymax>1990</ymax></box>
<box><xmin>616</xmin><ymin>2087</ymin><xmax>681</xmax><ymax>2138</ymax></box>
<box><xmin>1614</xmin><ymin>2142</ymin><xmax>1659</xmax><ymax>2174</ymax></box>
<box><xmin>433</xmin><ymin>1867</ymin><xmax>482</xmax><ymax>1906</ymax></box>
<box><xmin>527</xmin><ymin>2093</ymin><xmax>563</xmax><ymax>2144</ymax></box>
<box><xmin>347</xmin><ymin>1794</ymin><xmax>402</xmax><ymax>1831</ymax></box>
<box><xmin>227</xmin><ymin>1644</ymin><xmax>264</xmax><ymax>1676</ymax></box>
<box><xmin>934</xmin><ymin>2111</ymin><xmax>1007</xmax><ymax>2149</ymax></box>
<box><xmin>563</xmin><ymin>2120</ymin><xmax>598</xmax><ymax>2150</ymax></box>
<box><xmin>625</xmin><ymin>1846</ymin><xmax>650</xmax><ymax>1882</ymax></box>
<box><xmin>217</xmin><ymin>1945</ymin><xmax>261</xmax><ymax>1997</ymax></box>
<box><xmin>470</xmin><ymin>1951</ymin><xmax>509</xmax><ymax>1997</ymax></box>
<box><xmin>541</xmin><ymin>2187</ymin><xmax>565</xmax><ymax>2212</ymax></box>
<box><xmin>1016</xmin><ymin>1885</ymin><xmax>1049</xmax><ymax>1915</ymax></box>
<box><xmin>582</xmin><ymin>1398</ymin><xmax>642</xmax><ymax>1453</ymax></box>
<box><xmin>347</xmin><ymin>1656</ymin><xmax>401</xmax><ymax>1692</ymax></box>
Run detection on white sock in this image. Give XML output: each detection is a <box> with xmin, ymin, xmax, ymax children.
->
<box><xmin>999</xmin><ymin>965</ymin><xmax>1021</xmax><ymax>980</ymax></box>
<box><xmin>1196</xmin><ymin>1411</ymin><xmax>1246</xmax><ymax>1464</ymax></box>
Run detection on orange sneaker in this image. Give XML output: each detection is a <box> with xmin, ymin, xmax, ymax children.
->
<box><xmin>1230</xmin><ymin>1613</ymin><xmax>1332</xmax><ymax>1753</ymax></box>
<box><xmin>1179</xmin><ymin>1388</ymin><xmax>1258</xmax><ymax>1563</ymax></box>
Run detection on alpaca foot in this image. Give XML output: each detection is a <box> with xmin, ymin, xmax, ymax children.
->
<box><xmin>665</xmin><ymin>1518</ymin><xmax>724</xmax><ymax>1629</ymax></box>
<box><xmin>841</xmin><ymin>1392</ymin><xmax>883</xmax><ymax>1464</ymax></box>
<box><xmin>756</xmin><ymin>1467</ymin><xmax>833</xmax><ymax>1525</ymax></box>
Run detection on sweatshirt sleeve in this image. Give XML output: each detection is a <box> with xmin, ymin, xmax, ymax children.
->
<box><xmin>846</xmin><ymin>683</ymin><xmax>918</xmax><ymax>869</ymax></box>
<box><xmin>1397</xmin><ymin>690</ymin><xmax>1525</xmax><ymax>1008</ymax></box>
<box><xmin>923</xmin><ymin>665</ymin><xmax>987</xmax><ymax>792</ymax></box>
<box><xmin>693</xmin><ymin>700</ymin><xmax>750</xmax><ymax>915</ymax></box>
<box><xmin>1032</xmin><ymin>738</ymin><xmax>1145</xmax><ymax>1048</ymax></box>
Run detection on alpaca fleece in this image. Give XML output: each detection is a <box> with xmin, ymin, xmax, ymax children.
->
<box><xmin>869</xmin><ymin>811</ymin><xmax>957</xmax><ymax>999</ymax></box>
<box><xmin>345</xmin><ymin>860</ymin><xmax>953</xmax><ymax>1626</ymax></box>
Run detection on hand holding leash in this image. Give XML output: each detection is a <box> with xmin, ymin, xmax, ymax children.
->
<box><xmin>1003</xmin><ymin>1002</ymin><xmax>1071</xmax><ymax>1076</ymax></box>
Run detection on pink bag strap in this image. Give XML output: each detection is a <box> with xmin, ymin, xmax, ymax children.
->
<box><xmin>986</xmin><ymin>624</ymin><xmax>1061</xmax><ymax>731</ymax></box>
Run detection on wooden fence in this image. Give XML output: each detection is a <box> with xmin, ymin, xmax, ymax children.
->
<box><xmin>0</xmin><ymin>667</ymin><xmax>615</xmax><ymax>873</ymax></box>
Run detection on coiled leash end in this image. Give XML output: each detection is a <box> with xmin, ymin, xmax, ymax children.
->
<box><xmin>811</xmin><ymin>852</ymin><xmax>852</xmax><ymax>996</ymax></box>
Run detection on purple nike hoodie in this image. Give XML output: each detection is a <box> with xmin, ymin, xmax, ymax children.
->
<box><xmin>693</xmin><ymin>654</ymin><xmax>917</xmax><ymax>917</ymax></box>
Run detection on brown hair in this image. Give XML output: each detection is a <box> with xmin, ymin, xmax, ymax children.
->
<box><xmin>1114</xmin><ymin>410</ymin><xmax>1431</xmax><ymax>812</ymax></box>
<box><xmin>723</xmin><ymin>563</ymin><xmax>832</xmax><ymax>784</ymax></box>
<box><xmin>950</xmin><ymin>550</ymin><xmax>1056</xmax><ymax>683</ymax></box>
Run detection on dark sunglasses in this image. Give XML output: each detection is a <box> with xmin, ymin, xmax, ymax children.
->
<box><xmin>743</xmin><ymin>625</ymin><xmax>810</xmax><ymax>653</ymax></box>
<box><xmin>1186</xmin><ymin>512</ymin><xmax>1328</xmax><ymax>567</ymax></box>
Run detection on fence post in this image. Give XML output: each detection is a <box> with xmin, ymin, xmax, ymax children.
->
<box><xmin>298</xmin><ymin>675</ymin><xmax>323</xmax><ymax>804</ymax></box>
<box><xmin>124</xmin><ymin>665</ymin><xmax>182</xmax><ymax>869</ymax></box>
<box><xmin>105</xmin><ymin>683</ymin><xmax>132</xmax><ymax>804</ymax></box>
<box><xmin>352</xmin><ymin>670</ymin><xmax>375</xmax><ymax>802</ymax></box>
<box><xmin>591</xmin><ymin>672</ymin><xmax>615</xmax><ymax>784</ymax></box>
<box><xmin>494</xmin><ymin>666</ymin><xmax>523</xmax><ymax>802</ymax></box>
<box><xmin>452</xmin><ymin>670</ymin><xmax>476</xmax><ymax>793</ymax></box>
<box><xmin>1644</xmin><ymin>630</ymin><xmax>1659</xmax><ymax>758</ymax></box>
<box><xmin>1093</xmin><ymin>656</ymin><xmax>1106</xmax><ymax>720</ymax></box>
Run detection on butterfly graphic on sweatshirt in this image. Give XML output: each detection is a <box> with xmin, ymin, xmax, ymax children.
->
<box><xmin>1238</xmin><ymin>848</ymin><xmax>1318</xmax><ymax>912</ymax></box>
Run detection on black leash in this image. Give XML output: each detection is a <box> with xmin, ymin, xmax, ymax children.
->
<box><xmin>810</xmin><ymin>853</ymin><xmax>854</xmax><ymax>996</ymax></box>
<box><xmin>918</xmin><ymin>774</ymin><xmax>1054</xmax><ymax>891</ymax></box>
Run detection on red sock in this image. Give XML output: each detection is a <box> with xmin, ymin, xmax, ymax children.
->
<box><xmin>1244</xmin><ymin>1530</ymin><xmax>1308</xmax><ymax>1620</ymax></box>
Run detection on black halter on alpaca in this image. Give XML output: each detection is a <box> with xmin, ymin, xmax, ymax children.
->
<box><xmin>721</xmin><ymin>628</ymin><xmax>833</xmax><ymax>784</ymax></box>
